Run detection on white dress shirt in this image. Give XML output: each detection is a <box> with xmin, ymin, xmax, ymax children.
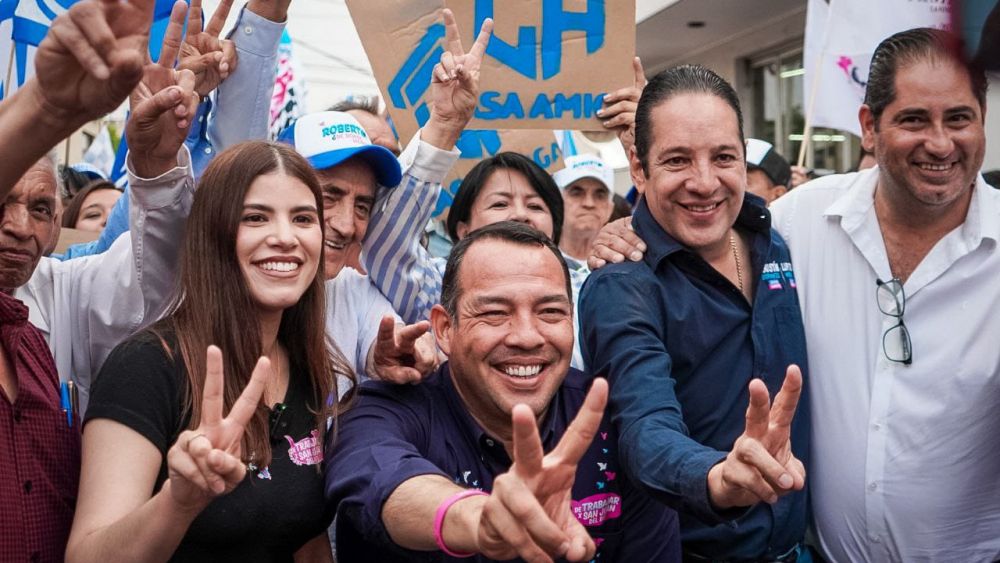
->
<box><xmin>770</xmin><ymin>168</ymin><xmax>1000</xmax><ymax>562</ymax></box>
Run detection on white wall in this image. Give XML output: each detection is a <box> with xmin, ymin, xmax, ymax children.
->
<box><xmin>985</xmin><ymin>78</ymin><xmax>1000</xmax><ymax>171</ymax></box>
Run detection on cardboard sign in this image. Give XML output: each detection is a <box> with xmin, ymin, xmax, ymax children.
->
<box><xmin>432</xmin><ymin>129</ymin><xmax>564</xmax><ymax>217</ymax></box>
<box><xmin>347</xmin><ymin>0</ymin><xmax>636</xmax><ymax>133</ymax></box>
<box><xmin>54</xmin><ymin>228</ymin><xmax>100</xmax><ymax>255</ymax></box>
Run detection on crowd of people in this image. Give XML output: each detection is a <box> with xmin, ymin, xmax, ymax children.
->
<box><xmin>0</xmin><ymin>0</ymin><xmax>997</xmax><ymax>562</ymax></box>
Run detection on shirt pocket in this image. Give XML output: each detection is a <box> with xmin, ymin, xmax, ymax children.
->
<box><xmin>33</xmin><ymin>407</ymin><xmax>82</xmax><ymax>506</ymax></box>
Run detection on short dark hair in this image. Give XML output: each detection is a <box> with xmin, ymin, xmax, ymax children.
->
<box><xmin>634</xmin><ymin>64</ymin><xmax>745</xmax><ymax>175</ymax></box>
<box><xmin>440</xmin><ymin>221</ymin><xmax>571</xmax><ymax>318</ymax></box>
<box><xmin>327</xmin><ymin>96</ymin><xmax>381</xmax><ymax>116</ymax></box>
<box><xmin>445</xmin><ymin>152</ymin><xmax>564</xmax><ymax>244</ymax></box>
<box><xmin>865</xmin><ymin>27</ymin><xmax>988</xmax><ymax>128</ymax></box>
<box><xmin>983</xmin><ymin>170</ymin><xmax>1000</xmax><ymax>189</ymax></box>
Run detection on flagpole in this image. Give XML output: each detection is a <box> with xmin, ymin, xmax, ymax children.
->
<box><xmin>797</xmin><ymin>0</ymin><xmax>838</xmax><ymax>168</ymax></box>
<box><xmin>3</xmin><ymin>46</ymin><xmax>14</xmax><ymax>100</ymax></box>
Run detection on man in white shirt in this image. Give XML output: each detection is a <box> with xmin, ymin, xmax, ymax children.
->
<box><xmin>769</xmin><ymin>28</ymin><xmax>998</xmax><ymax>561</ymax></box>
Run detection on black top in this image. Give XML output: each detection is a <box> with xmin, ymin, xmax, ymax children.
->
<box><xmin>325</xmin><ymin>363</ymin><xmax>681</xmax><ymax>562</ymax></box>
<box><xmin>86</xmin><ymin>329</ymin><xmax>332</xmax><ymax>562</ymax></box>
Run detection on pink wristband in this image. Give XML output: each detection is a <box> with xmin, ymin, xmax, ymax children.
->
<box><xmin>434</xmin><ymin>489</ymin><xmax>489</xmax><ymax>557</ymax></box>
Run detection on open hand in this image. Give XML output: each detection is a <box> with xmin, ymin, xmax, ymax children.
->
<box><xmin>474</xmin><ymin>379</ymin><xmax>608</xmax><ymax>562</ymax></box>
<box><xmin>165</xmin><ymin>346</ymin><xmax>270</xmax><ymax>512</ymax></box>
<box><xmin>587</xmin><ymin>216</ymin><xmax>647</xmax><ymax>270</ymax></box>
<box><xmin>427</xmin><ymin>9</ymin><xmax>492</xmax><ymax>134</ymax></box>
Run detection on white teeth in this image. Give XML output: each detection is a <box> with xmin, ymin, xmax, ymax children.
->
<box><xmin>918</xmin><ymin>163</ymin><xmax>951</xmax><ymax>171</ymax></box>
<box><xmin>325</xmin><ymin>240</ymin><xmax>346</xmax><ymax>250</ymax></box>
<box><xmin>503</xmin><ymin>365</ymin><xmax>542</xmax><ymax>378</ymax></box>
<box><xmin>686</xmin><ymin>202</ymin><xmax>720</xmax><ymax>212</ymax></box>
<box><xmin>259</xmin><ymin>261</ymin><xmax>299</xmax><ymax>272</ymax></box>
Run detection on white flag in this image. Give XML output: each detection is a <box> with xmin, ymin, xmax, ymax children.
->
<box><xmin>82</xmin><ymin>126</ymin><xmax>117</xmax><ymax>178</ymax></box>
<box><xmin>803</xmin><ymin>0</ymin><xmax>951</xmax><ymax>136</ymax></box>
<box><xmin>269</xmin><ymin>29</ymin><xmax>307</xmax><ymax>139</ymax></box>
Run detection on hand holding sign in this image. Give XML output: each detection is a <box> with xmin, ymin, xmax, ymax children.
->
<box><xmin>599</xmin><ymin>57</ymin><xmax>647</xmax><ymax>155</ymax></box>
<box><xmin>473</xmin><ymin>378</ymin><xmax>608</xmax><ymax>562</ymax></box>
<box><xmin>126</xmin><ymin>1</ymin><xmax>200</xmax><ymax>178</ymax></box>
<box><xmin>33</xmin><ymin>0</ymin><xmax>153</xmax><ymax>125</ymax></box>
<box><xmin>179</xmin><ymin>0</ymin><xmax>238</xmax><ymax>96</ymax></box>
<box><xmin>707</xmin><ymin>365</ymin><xmax>806</xmax><ymax>509</ymax></box>
<box><xmin>423</xmin><ymin>9</ymin><xmax>493</xmax><ymax>150</ymax></box>
<box><xmin>165</xmin><ymin>346</ymin><xmax>270</xmax><ymax>512</ymax></box>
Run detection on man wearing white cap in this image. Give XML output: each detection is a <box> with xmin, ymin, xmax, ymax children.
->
<box><xmin>744</xmin><ymin>139</ymin><xmax>792</xmax><ymax>207</ymax></box>
<box><xmin>553</xmin><ymin>154</ymin><xmax>616</xmax><ymax>266</ymax></box>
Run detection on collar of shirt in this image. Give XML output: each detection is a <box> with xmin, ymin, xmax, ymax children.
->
<box><xmin>0</xmin><ymin>293</ymin><xmax>29</xmax><ymax>355</ymax></box>
<box><xmin>632</xmin><ymin>193</ymin><xmax>772</xmax><ymax>270</ymax></box>
<box><xmin>439</xmin><ymin>363</ymin><xmax>562</xmax><ymax>459</ymax></box>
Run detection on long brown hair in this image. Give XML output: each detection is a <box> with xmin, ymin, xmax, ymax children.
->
<box><xmin>155</xmin><ymin>141</ymin><xmax>354</xmax><ymax>468</ymax></box>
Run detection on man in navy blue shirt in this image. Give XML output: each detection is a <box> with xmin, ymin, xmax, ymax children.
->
<box><xmin>579</xmin><ymin>65</ymin><xmax>810</xmax><ymax>562</ymax></box>
<box><xmin>325</xmin><ymin>222</ymin><xmax>680</xmax><ymax>562</ymax></box>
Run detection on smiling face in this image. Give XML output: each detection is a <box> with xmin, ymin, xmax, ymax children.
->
<box><xmin>236</xmin><ymin>171</ymin><xmax>322</xmax><ymax>316</ymax></box>
<box><xmin>562</xmin><ymin>177</ymin><xmax>613</xmax><ymax>238</ymax></box>
<box><xmin>433</xmin><ymin>238</ymin><xmax>573</xmax><ymax>432</ymax></box>
<box><xmin>862</xmin><ymin>56</ymin><xmax>985</xmax><ymax>210</ymax></box>
<box><xmin>0</xmin><ymin>162</ymin><xmax>59</xmax><ymax>293</ymax></box>
<box><xmin>73</xmin><ymin>188</ymin><xmax>121</xmax><ymax>232</ymax></box>
<box><xmin>630</xmin><ymin>92</ymin><xmax>746</xmax><ymax>258</ymax></box>
<box><xmin>315</xmin><ymin>157</ymin><xmax>376</xmax><ymax>279</ymax></box>
<box><xmin>456</xmin><ymin>168</ymin><xmax>555</xmax><ymax>240</ymax></box>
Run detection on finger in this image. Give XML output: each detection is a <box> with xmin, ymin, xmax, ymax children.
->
<box><xmin>724</xmin><ymin>459</ymin><xmax>781</xmax><ymax>504</ymax></box>
<box><xmin>786</xmin><ymin>455</ymin><xmax>806</xmax><ymax>491</ymax></box>
<box><xmin>120</xmin><ymin>0</ymin><xmax>157</xmax><ymax>34</ymax></box>
<box><xmin>432</xmin><ymin>62</ymin><xmax>450</xmax><ymax>84</ymax></box>
<box><xmin>468</xmin><ymin>17</ymin><xmax>493</xmax><ymax>62</ymax></box>
<box><xmin>176</xmin><ymin>68</ymin><xmax>199</xmax><ymax>122</ymax></box>
<box><xmin>375</xmin><ymin>315</ymin><xmax>397</xmax><ymax>349</ymax></box>
<box><xmin>633</xmin><ymin>56</ymin><xmax>647</xmax><ymax>88</ymax></box>
<box><xmin>551</xmin><ymin>378</ymin><xmax>608</xmax><ymax>464</ymax></box>
<box><xmin>736</xmin><ymin>439</ymin><xmax>794</xmax><ymax>494</ymax></box>
<box><xmin>203</xmin><ymin>345</ymin><xmax>225</xmax><ymax>425</ymax></box>
<box><xmin>157</xmin><ymin>0</ymin><xmax>188</xmax><ymax>68</ymax></box>
<box><xmin>48</xmin><ymin>18</ymin><xmax>111</xmax><ymax>80</ymax></box>
<box><xmin>587</xmin><ymin>256</ymin><xmax>607</xmax><ymax>270</ymax></box>
<box><xmin>769</xmin><ymin>365</ymin><xmax>803</xmax><ymax>434</ymax></box>
<box><xmin>208</xmin><ymin>449</ymin><xmax>247</xmax><ymax>490</ymax></box>
<box><xmin>227</xmin><ymin>356</ymin><xmax>270</xmax><ymax>428</ymax></box>
<box><xmin>599</xmin><ymin>99</ymin><xmax>638</xmax><ymax>120</ymax></box>
<box><xmin>602</xmin><ymin>113</ymin><xmax>635</xmax><ymax>130</ymax></box>
<box><xmin>442</xmin><ymin>8</ymin><xmax>464</xmax><ymax>56</ymax></box>
<box><xmin>511</xmin><ymin>404</ymin><xmax>544</xmax><ymax>476</ymax></box>
<box><xmin>592</xmin><ymin>243</ymin><xmax>626</xmax><ymax>265</ymax></box>
<box><xmin>395</xmin><ymin>321</ymin><xmax>431</xmax><ymax>349</ymax></box>
<box><xmin>601</xmin><ymin>86</ymin><xmax>640</xmax><ymax>105</ymax></box>
<box><xmin>220</xmin><ymin>39</ymin><xmax>237</xmax><ymax>74</ymax></box>
<box><xmin>412</xmin><ymin>335</ymin><xmax>438</xmax><ymax>374</ymax></box>
<box><xmin>379</xmin><ymin>367</ymin><xmax>423</xmax><ymax>385</ymax></box>
<box><xmin>205</xmin><ymin>0</ymin><xmax>235</xmax><ymax>37</ymax></box>
<box><xmin>187</xmin><ymin>433</ymin><xmax>227</xmax><ymax>494</ymax></box>
<box><xmin>494</xmin><ymin>478</ymin><xmax>570</xmax><ymax>557</ymax></box>
<box><xmin>440</xmin><ymin>51</ymin><xmax>457</xmax><ymax>80</ymax></box>
<box><xmin>167</xmin><ymin>446</ymin><xmax>212</xmax><ymax>492</ymax></box>
<box><xmin>188</xmin><ymin>0</ymin><xmax>204</xmax><ymax>36</ymax></box>
<box><xmin>562</xmin><ymin>515</ymin><xmax>596</xmax><ymax>562</ymax></box>
<box><xmin>744</xmin><ymin>378</ymin><xmax>771</xmax><ymax>440</ymax></box>
<box><xmin>481</xmin><ymin>494</ymin><xmax>555</xmax><ymax>563</ymax></box>
<box><xmin>68</xmin><ymin>3</ymin><xmax>117</xmax><ymax>74</ymax></box>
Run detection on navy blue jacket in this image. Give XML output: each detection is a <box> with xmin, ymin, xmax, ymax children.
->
<box><xmin>579</xmin><ymin>194</ymin><xmax>810</xmax><ymax>560</ymax></box>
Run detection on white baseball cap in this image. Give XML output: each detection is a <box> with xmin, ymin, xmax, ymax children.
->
<box><xmin>552</xmin><ymin>154</ymin><xmax>614</xmax><ymax>198</ymax></box>
<box><xmin>278</xmin><ymin>111</ymin><xmax>402</xmax><ymax>187</ymax></box>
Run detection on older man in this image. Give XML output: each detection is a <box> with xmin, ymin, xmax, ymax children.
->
<box><xmin>325</xmin><ymin>221</ymin><xmax>679</xmax><ymax>562</ymax></box>
<box><xmin>0</xmin><ymin>1</ymin><xmax>195</xmax><ymax>560</ymax></box>
<box><xmin>769</xmin><ymin>28</ymin><xmax>999</xmax><ymax>561</ymax></box>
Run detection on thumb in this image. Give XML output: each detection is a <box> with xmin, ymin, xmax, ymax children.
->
<box><xmin>131</xmin><ymin>86</ymin><xmax>185</xmax><ymax>127</ymax></box>
<box><xmin>106</xmin><ymin>50</ymin><xmax>144</xmax><ymax>105</ymax></box>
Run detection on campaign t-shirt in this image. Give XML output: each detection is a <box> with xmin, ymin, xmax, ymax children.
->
<box><xmin>86</xmin><ymin>329</ymin><xmax>333</xmax><ymax>562</ymax></box>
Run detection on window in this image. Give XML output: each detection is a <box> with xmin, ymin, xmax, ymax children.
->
<box><xmin>748</xmin><ymin>48</ymin><xmax>861</xmax><ymax>175</ymax></box>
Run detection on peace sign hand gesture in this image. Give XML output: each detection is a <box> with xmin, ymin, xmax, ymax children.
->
<box><xmin>165</xmin><ymin>346</ymin><xmax>270</xmax><ymax>513</ymax></box>
<box><xmin>707</xmin><ymin>365</ymin><xmax>806</xmax><ymax>509</ymax></box>
<box><xmin>475</xmin><ymin>378</ymin><xmax>608</xmax><ymax>563</ymax></box>
<box><xmin>179</xmin><ymin>0</ymin><xmax>237</xmax><ymax>96</ymax></box>
<box><xmin>33</xmin><ymin>0</ymin><xmax>155</xmax><ymax>124</ymax></box>
<box><xmin>423</xmin><ymin>9</ymin><xmax>492</xmax><ymax>148</ymax></box>
<box><xmin>126</xmin><ymin>0</ymin><xmax>200</xmax><ymax>178</ymax></box>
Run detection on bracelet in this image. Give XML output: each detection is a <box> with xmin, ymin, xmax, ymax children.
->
<box><xmin>434</xmin><ymin>489</ymin><xmax>489</xmax><ymax>557</ymax></box>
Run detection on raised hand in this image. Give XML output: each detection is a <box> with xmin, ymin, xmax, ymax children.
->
<box><xmin>126</xmin><ymin>0</ymin><xmax>200</xmax><ymax>178</ymax></box>
<box><xmin>587</xmin><ymin>216</ymin><xmax>647</xmax><ymax>270</ymax></box>
<box><xmin>370</xmin><ymin>316</ymin><xmax>438</xmax><ymax>384</ymax></box>
<box><xmin>707</xmin><ymin>365</ymin><xmax>805</xmax><ymax>509</ymax></box>
<box><xmin>474</xmin><ymin>379</ymin><xmax>608</xmax><ymax>563</ymax></box>
<box><xmin>423</xmin><ymin>9</ymin><xmax>492</xmax><ymax>149</ymax></box>
<box><xmin>598</xmin><ymin>57</ymin><xmax>647</xmax><ymax>155</ymax></box>
<box><xmin>33</xmin><ymin>0</ymin><xmax>154</xmax><ymax>124</ymax></box>
<box><xmin>179</xmin><ymin>0</ymin><xmax>237</xmax><ymax>96</ymax></box>
<box><xmin>165</xmin><ymin>346</ymin><xmax>270</xmax><ymax>512</ymax></box>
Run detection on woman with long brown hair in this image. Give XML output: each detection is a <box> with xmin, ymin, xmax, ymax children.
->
<box><xmin>66</xmin><ymin>140</ymin><xmax>352</xmax><ymax>562</ymax></box>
